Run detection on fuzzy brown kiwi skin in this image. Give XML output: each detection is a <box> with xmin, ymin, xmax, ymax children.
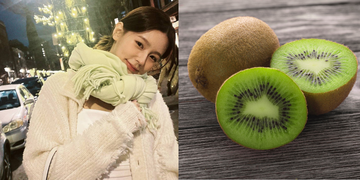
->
<box><xmin>215</xmin><ymin>67</ymin><xmax>308</xmax><ymax>150</ymax></box>
<box><xmin>305</xmin><ymin>65</ymin><xmax>358</xmax><ymax>115</ymax></box>
<box><xmin>188</xmin><ymin>16</ymin><xmax>280</xmax><ymax>103</ymax></box>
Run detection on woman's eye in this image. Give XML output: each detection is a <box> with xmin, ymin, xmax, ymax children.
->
<box><xmin>150</xmin><ymin>56</ymin><xmax>158</xmax><ymax>62</ymax></box>
<box><xmin>136</xmin><ymin>41</ymin><xmax>143</xmax><ymax>48</ymax></box>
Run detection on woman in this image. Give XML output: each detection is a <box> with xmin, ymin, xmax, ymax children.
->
<box><xmin>23</xmin><ymin>6</ymin><xmax>178</xmax><ymax>180</ymax></box>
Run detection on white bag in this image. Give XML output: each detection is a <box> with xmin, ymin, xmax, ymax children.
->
<box><xmin>42</xmin><ymin>147</ymin><xmax>58</xmax><ymax>180</ymax></box>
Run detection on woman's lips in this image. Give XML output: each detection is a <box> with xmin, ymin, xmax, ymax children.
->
<box><xmin>125</xmin><ymin>60</ymin><xmax>138</xmax><ymax>73</ymax></box>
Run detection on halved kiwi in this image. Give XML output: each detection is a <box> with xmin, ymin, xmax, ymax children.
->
<box><xmin>216</xmin><ymin>67</ymin><xmax>308</xmax><ymax>150</ymax></box>
<box><xmin>270</xmin><ymin>39</ymin><xmax>358</xmax><ymax>115</ymax></box>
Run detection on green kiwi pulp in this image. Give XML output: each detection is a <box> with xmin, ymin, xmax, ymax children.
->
<box><xmin>216</xmin><ymin>67</ymin><xmax>307</xmax><ymax>150</ymax></box>
<box><xmin>270</xmin><ymin>39</ymin><xmax>358</xmax><ymax>93</ymax></box>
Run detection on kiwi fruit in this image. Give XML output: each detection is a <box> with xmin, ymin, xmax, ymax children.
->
<box><xmin>270</xmin><ymin>39</ymin><xmax>358</xmax><ymax>115</ymax></box>
<box><xmin>188</xmin><ymin>16</ymin><xmax>280</xmax><ymax>103</ymax></box>
<box><xmin>216</xmin><ymin>67</ymin><xmax>308</xmax><ymax>150</ymax></box>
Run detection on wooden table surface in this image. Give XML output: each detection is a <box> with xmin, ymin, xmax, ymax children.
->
<box><xmin>178</xmin><ymin>0</ymin><xmax>360</xmax><ymax>178</ymax></box>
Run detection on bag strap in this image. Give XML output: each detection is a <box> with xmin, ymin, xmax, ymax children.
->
<box><xmin>42</xmin><ymin>147</ymin><xmax>58</xmax><ymax>180</ymax></box>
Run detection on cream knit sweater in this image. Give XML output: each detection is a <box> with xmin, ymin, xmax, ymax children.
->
<box><xmin>23</xmin><ymin>71</ymin><xmax>178</xmax><ymax>180</ymax></box>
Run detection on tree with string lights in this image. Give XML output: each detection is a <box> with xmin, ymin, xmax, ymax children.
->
<box><xmin>34</xmin><ymin>1</ymin><xmax>97</xmax><ymax>69</ymax></box>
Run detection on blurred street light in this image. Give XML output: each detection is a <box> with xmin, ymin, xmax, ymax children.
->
<box><xmin>4</xmin><ymin>67</ymin><xmax>11</xmax><ymax>83</ymax></box>
<box><xmin>4</xmin><ymin>67</ymin><xmax>10</xmax><ymax>73</ymax></box>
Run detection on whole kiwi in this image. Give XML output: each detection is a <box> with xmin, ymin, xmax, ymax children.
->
<box><xmin>188</xmin><ymin>16</ymin><xmax>280</xmax><ymax>103</ymax></box>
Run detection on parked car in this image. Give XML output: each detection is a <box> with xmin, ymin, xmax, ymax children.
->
<box><xmin>0</xmin><ymin>123</ymin><xmax>11</xmax><ymax>180</ymax></box>
<box><xmin>0</xmin><ymin>84</ymin><xmax>34</xmax><ymax>150</ymax></box>
<box><xmin>11</xmin><ymin>77</ymin><xmax>43</xmax><ymax>97</ymax></box>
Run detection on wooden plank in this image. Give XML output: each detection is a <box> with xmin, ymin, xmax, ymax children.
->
<box><xmin>179</xmin><ymin>0</ymin><xmax>360</xmax><ymax>13</ymax></box>
<box><xmin>179</xmin><ymin>2</ymin><xmax>360</xmax><ymax>66</ymax></box>
<box><xmin>179</xmin><ymin>115</ymin><xmax>360</xmax><ymax>178</ymax></box>
<box><xmin>179</xmin><ymin>0</ymin><xmax>360</xmax><ymax>178</ymax></box>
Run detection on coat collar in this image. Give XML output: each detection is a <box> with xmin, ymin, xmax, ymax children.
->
<box><xmin>59</xmin><ymin>70</ymin><xmax>86</xmax><ymax>112</ymax></box>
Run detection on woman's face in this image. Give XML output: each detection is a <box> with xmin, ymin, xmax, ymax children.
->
<box><xmin>110</xmin><ymin>22</ymin><xmax>169</xmax><ymax>75</ymax></box>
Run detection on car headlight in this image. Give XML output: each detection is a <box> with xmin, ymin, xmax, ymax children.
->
<box><xmin>3</xmin><ymin>119</ymin><xmax>24</xmax><ymax>133</ymax></box>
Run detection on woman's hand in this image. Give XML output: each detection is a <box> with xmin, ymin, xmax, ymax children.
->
<box><xmin>132</xmin><ymin>100</ymin><xmax>142</xmax><ymax>112</ymax></box>
<box><xmin>112</xmin><ymin>101</ymin><xmax>147</xmax><ymax>133</ymax></box>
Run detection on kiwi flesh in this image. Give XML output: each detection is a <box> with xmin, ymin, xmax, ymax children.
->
<box><xmin>188</xmin><ymin>16</ymin><xmax>280</xmax><ymax>103</ymax></box>
<box><xmin>270</xmin><ymin>39</ymin><xmax>358</xmax><ymax>115</ymax></box>
<box><xmin>216</xmin><ymin>67</ymin><xmax>308</xmax><ymax>150</ymax></box>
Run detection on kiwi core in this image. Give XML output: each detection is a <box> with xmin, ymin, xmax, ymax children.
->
<box><xmin>243</xmin><ymin>95</ymin><xmax>279</xmax><ymax>119</ymax></box>
<box><xmin>295</xmin><ymin>59</ymin><xmax>331</xmax><ymax>74</ymax></box>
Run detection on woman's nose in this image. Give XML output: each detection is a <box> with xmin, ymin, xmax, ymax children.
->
<box><xmin>136</xmin><ymin>51</ymin><xmax>148</xmax><ymax>66</ymax></box>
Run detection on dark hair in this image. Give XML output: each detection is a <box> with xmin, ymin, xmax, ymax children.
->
<box><xmin>94</xmin><ymin>6</ymin><xmax>176</xmax><ymax>69</ymax></box>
